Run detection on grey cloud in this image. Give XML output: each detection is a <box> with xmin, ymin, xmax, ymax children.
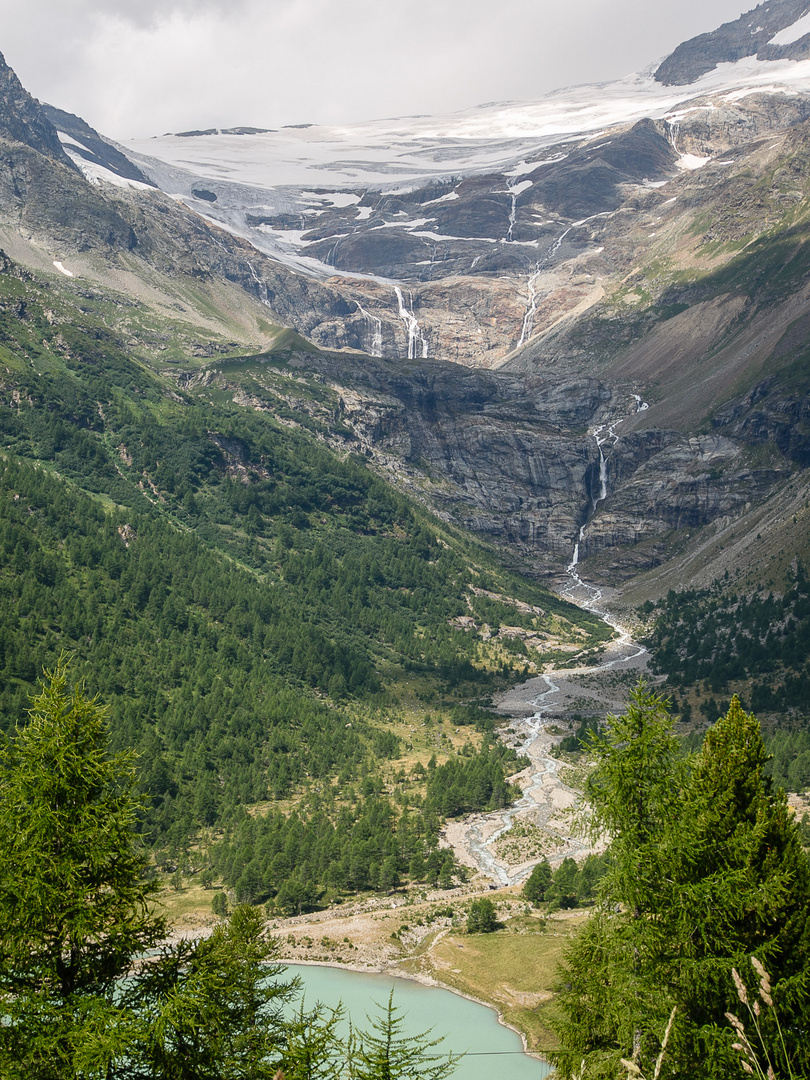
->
<box><xmin>61</xmin><ymin>0</ymin><xmax>252</xmax><ymax>27</ymax></box>
<box><xmin>0</xmin><ymin>0</ymin><xmax>760</xmax><ymax>139</ymax></box>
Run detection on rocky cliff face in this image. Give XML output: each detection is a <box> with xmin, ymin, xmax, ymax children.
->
<box><xmin>0</xmin><ymin>51</ymin><xmax>73</xmax><ymax>164</ymax></box>
<box><xmin>655</xmin><ymin>0</ymin><xmax>810</xmax><ymax>86</ymax></box>
<box><xmin>185</xmin><ymin>344</ymin><xmax>792</xmax><ymax>583</ymax></box>
<box><xmin>1</xmin><ymin>45</ymin><xmax>808</xmax><ymax>588</ymax></box>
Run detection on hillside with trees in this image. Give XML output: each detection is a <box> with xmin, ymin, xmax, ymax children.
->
<box><xmin>0</xmin><ymin>250</ymin><xmax>603</xmax><ymax>901</ymax></box>
<box><xmin>0</xmin><ymin>664</ymin><xmax>459</xmax><ymax>1078</ymax></box>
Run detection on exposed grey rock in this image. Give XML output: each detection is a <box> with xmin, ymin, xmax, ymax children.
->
<box><xmin>655</xmin><ymin>0</ymin><xmax>810</xmax><ymax>86</ymax></box>
<box><xmin>669</xmin><ymin>93</ymin><xmax>810</xmax><ymax>157</ymax></box>
<box><xmin>41</xmin><ymin>104</ymin><xmax>156</xmax><ymax>187</ymax></box>
<box><xmin>583</xmin><ymin>436</ymin><xmax>785</xmax><ymax>557</ymax></box>
<box><xmin>198</xmin><ymin>346</ymin><xmax>790</xmax><ymax>580</ymax></box>
<box><xmin>0</xmin><ymin>47</ymin><xmax>806</xmax><ymax>587</ymax></box>
<box><xmin>713</xmin><ymin>375</ymin><xmax>810</xmax><ymax>466</ymax></box>
<box><xmin>0</xmin><ymin>51</ymin><xmax>73</xmax><ymax>166</ymax></box>
<box><xmin>519</xmin><ymin>119</ymin><xmax>677</xmax><ymax>220</ymax></box>
<box><xmin>0</xmin><ymin>142</ymin><xmax>138</xmax><ymax>252</ymax></box>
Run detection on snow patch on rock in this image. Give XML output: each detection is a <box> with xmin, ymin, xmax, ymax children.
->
<box><xmin>768</xmin><ymin>11</ymin><xmax>810</xmax><ymax>46</ymax></box>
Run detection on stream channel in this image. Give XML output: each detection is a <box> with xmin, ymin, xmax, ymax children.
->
<box><xmin>447</xmin><ymin>406</ymin><xmax>651</xmax><ymax>886</ymax></box>
<box><xmin>283</xmin><ymin>571</ymin><xmax>642</xmax><ymax>1080</ymax></box>
<box><xmin>450</xmin><ymin>582</ymin><xmax>648</xmax><ymax>887</ymax></box>
<box><xmin>279</xmin><ymin>409</ymin><xmax>651</xmax><ymax>1075</ymax></box>
<box><xmin>277</xmin><ymin>572</ymin><xmax>642</xmax><ymax>1080</ymax></box>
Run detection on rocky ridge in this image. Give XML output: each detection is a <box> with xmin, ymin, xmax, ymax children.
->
<box><xmin>0</xmin><ymin>21</ymin><xmax>808</xmax><ymax>590</ymax></box>
<box><xmin>655</xmin><ymin>0</ymin><xmax>810</xmax><ymax>85</ymax></box>
<box><xmin>0</xmin><ymin>50</ymin><xmax>73</xmax><ymax>165</ymax></box>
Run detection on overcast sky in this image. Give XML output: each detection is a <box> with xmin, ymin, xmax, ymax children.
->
<box><xmin>1</xmin><ymin>0</ymin><xmax>754</xmax><ymax>139</ymax></box>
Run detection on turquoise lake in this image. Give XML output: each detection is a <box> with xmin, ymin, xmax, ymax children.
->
<box><xmin>286</xmin><ymin>963</ymin><xmax>551</xmax><ymax>1079</ymax></box>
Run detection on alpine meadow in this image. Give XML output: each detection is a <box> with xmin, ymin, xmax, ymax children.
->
<box><xmin>2</xmin><ymin>0</ymin><xmax>810</xmax><ymax>1076</ymax></box>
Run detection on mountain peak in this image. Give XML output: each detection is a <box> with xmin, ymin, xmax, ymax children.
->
<box><xmin>655</xmin><ymin>0</ymin><xmax>810</xmax><ymax>85</ymax></box>
<box><xmin>0</xmin><ymin>50</ymin><xmax>74</xmax><ymax>165</ymax></box>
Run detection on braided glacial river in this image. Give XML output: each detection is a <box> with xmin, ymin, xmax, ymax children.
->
<box><xmin>446</xmin><ymin>401</ymin><xmax>652</xmax><ymax>885</ymax></box>
<box><xmin>283</xmin><ymin>585</ymin><xmax>645</xmax><ymax>1080</ymax></box>
<box><xmin>445</xmin><ymin>567</ymin><xmax>649</xmax><ymax>887</ymax></box>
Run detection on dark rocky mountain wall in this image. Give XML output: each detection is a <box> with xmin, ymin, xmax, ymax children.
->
<box><xmin>655</xmin><ymin>0</ymin><xmax>810</xmax><ymax>85</ymax></box>
<box><xmin>0</xmin><ymin>50</ymin><xmax>73</xmax><ymax>165</ymax></box>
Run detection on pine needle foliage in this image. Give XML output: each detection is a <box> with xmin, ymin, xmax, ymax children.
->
<box><xmin>0</xmin><ymin>662</ymin><xmax>462</xmax><ymax>1080</ymax></box>
<box><xmin>0</xmin><ymin>657</ymin><xmax>166</xmax><ymax>1072</ymax></box>
<box><xmin>346</xmin><ymin>990</ymin><xmax>461</xmax><ymax>1080</ymax></box>
<box><xmin>550</xmin><ymin>687</ymin><xmax>810</xmax><ymax>1080</ymax></box>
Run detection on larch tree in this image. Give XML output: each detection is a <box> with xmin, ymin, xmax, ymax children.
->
<box><xmin>0</xmin><ymin>662</ymin><xmax>306</xmax><ymax>1079</ymax></box>
<box><xmin>0</xmin><ymin>658</ymin><xmax>166</xmax><ymax>1073</ymax></box>
<box><xmin>0</xmin><ymin>661</ymin><xmax>462</xmax><ymax>1080</ymax></box>
<box><xmin>661</xmin><ymin>696</ymin><xmax>810</xmax><ymax>1077</ymax></box>
<box><xmin>550</xmin><ymin>688</ymin><xmax>810</xmax><ymax>1080</ymax></box>
<box><xmin>550</xmin><ymin>684</ymin><xmax>683</xmax><ymax>1078</ymax></box>
<box><xmin>346</xmin><ymin>990</ymin><xmax>460</xmax><ymax>1080</ymax></box>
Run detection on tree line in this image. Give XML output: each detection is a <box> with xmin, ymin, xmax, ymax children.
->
<box><xmin>644</xmin><ymin>563</ymin><xmax>810</xmax><ymax>716</ymax></box>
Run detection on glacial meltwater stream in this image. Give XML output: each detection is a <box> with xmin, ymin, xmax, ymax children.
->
<box><xmin>450</xmin><ymin>397</ymin><xmax>651</xmax><ymax>888</ymax></box>
<box><xmin>276</xmin><ymin>398</ymin><xmax>654</xmax><ymax>1077</ymax></box>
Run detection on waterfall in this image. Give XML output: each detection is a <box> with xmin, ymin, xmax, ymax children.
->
<box><xmin>394</xmin><ymin>286</ymin><xmax>428</xmax><ymax>359</ymax></box>
<box><xmin>517</xmin><ymin>263</ymin><xmax>541</xmax><ymax>348</ymax></box>
<box><xmin>247</xmin><ymin>261</ymin><xmax>271</xmax><ymax>306</ymax></box>
<box><xmin>567</xmin><ymin>525</ymin><xmax>586</xmax><ymax>572</ymax></box>
<box><xmin>505</xmin><ymin>176</ymin><xmax>533</xmax><ymax>242</ymax></box>
<box><xmin>666</xmin><ymin>118</ymin><xmax>681</xmax><ymax>156</ymax></box>
<box><xmin>506</xmin><ymin>181</ymin><xmax>519</xmax><ymax>242</ymax></box>
<box><xmin>568</xmin><ymin>424</ymin><xmax>614</xmax><ymax>573</ymax></box>
<box><xmin>355</xmin><ymin>301</ymin><xmax>383</xmax><ymax>357</ymax></box>
<box><xmin>597</xmin><ymin>444</ymin><xmax>608</xmax><ymax>506</ymax></box>
<box><xmin>566</xmin><ymin>400</ymin><xmax>648</xmax><ymax>585</ymax></box>
<box><xmin>547</xmin><ymin>228</ymin><xmax>571</xmax><ymax>260</ymax></box>
<box><xmin>516</xmin><ymin>228</ymin><xmax>571</xmax><ymax>349</ymax></box>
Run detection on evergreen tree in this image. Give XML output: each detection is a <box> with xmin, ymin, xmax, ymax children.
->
<box><xmin>128</xmin><ymin>904</ymin><xmax>297</xmax><ymax>1079</ymax></box>
<box><xmin>466</xmin><ymin>898</ymin><xmax>497</xmax><ymax>934</ymax></box>
<box><xmin>0</xmin><ymin>659</ymin><xmax>166</xmax><ymax>1073</ymax></box>
<box><xmin>550</xmin><ymin>689</ymin><xmax>810</xmax><ymax>1080</ymax></box>
<box><xmin>581</xmin><ymin>684</ymin><xmax>683</xmax><ymax>918</ymax></box>
<box><xmin>283</xmin><ymin>1002</ymin><xmax>344</xmax><ymax>1080</ymax></box>
<box><xmin>551</xmin><ymin>686</ymin><xmax>681</xmax><ymax>1079</ymax></box>
<box><xmin>347</xmin><ymin>990</ymin><xmax>460</xmax><ymax>1080</ymax></box>
<box><xmin>575</xmin><ymin>852</ymin><xmax>608</xmax><ymax>905</ymax></box>
<box><xmin>0</xmin><ymin>663</ymin><xmax>328</xmax><ymax>1079</ymax></box>
<box><xmin>547</xmin><ymin>857</ymin><xmax>579</xmax><ymax>910</ymax></box>
<box><xmin>523</xmin><ymin>858</ymin><xmax>552</xmax><ymax>905</ymax></box>
<box><xmin>661</xmin><ymin>697</ymin><xmax>810</xmax><ymax>1077</ymax></box>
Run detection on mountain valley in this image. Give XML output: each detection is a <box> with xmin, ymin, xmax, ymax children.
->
<box><xmin>0</xmin><ymin>5</ymin><xmax>810</xmax><ymax>1060</ymax></box>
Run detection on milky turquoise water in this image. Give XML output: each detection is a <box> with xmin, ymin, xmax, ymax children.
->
<box><xmin>286</xmin><ymin>963</ymin><xmax>551</xmax><ymax>1080</ymax></box>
